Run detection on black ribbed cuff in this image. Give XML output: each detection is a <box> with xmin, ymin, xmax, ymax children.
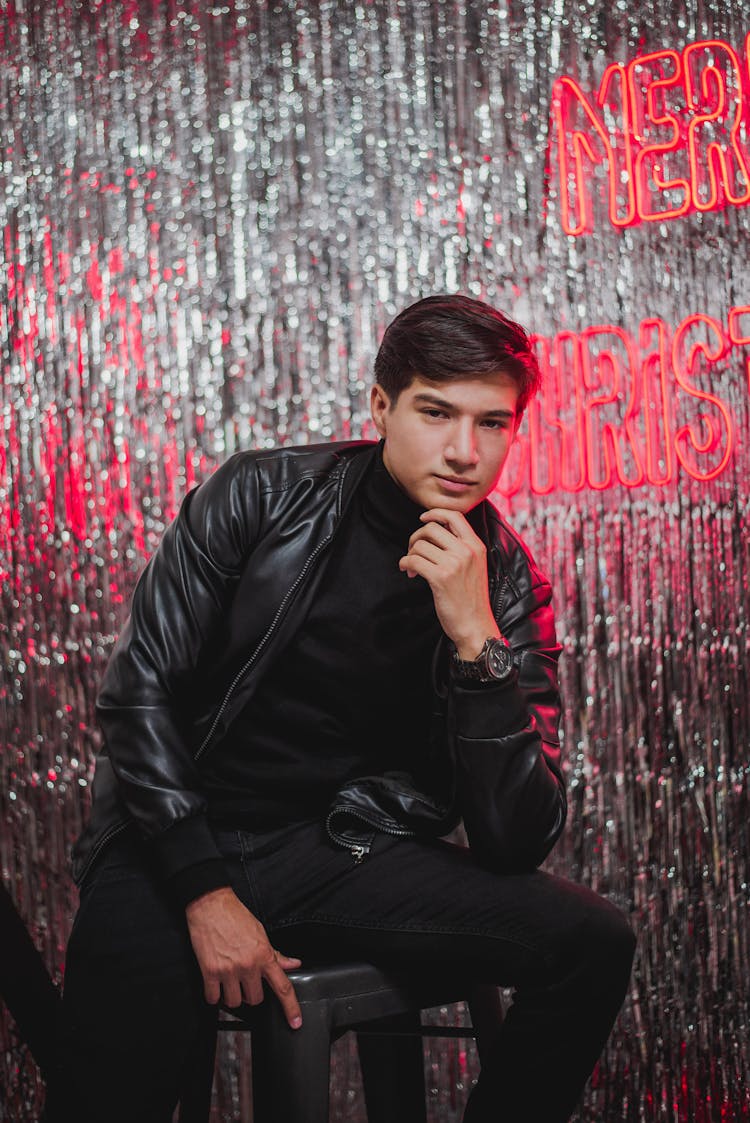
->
<box><xmin>150</xmin><ymin>813</ymin><xmax>224</xmax><ymax>881</ymax></box>
<box><xmin>166</xmin><ymin>858</ymin><xmax>232</xmax><ymax>910</ymax></box>
<box><xmin>451</xmin><ymin>677</ymin><xmax>528</xmax><ymax>738</ymax></box>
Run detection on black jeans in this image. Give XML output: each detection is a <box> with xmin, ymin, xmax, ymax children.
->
<box><xmin>54</xmin><ymin>819</ymin><xmax>635</xmax><ymax>1122</ymax></box>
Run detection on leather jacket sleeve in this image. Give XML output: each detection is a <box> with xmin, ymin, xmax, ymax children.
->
<box><xmin>448</xmin><ymin>572</ymin><xmax>567</xmax><ymax>873</ymax></box>
<box><xmin>95</xmin><ymin>453</ymin><xmax>260</xmax><ymax>876</ymax></box>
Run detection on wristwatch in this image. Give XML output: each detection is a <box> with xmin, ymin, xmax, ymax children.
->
<box><xmin>452</xmin><ymin>636</ymin><xmax>516</xmax><ymax>683</ymax></box>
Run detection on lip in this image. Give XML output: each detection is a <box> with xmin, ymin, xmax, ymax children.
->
<box><xmin>435</xmin><ymin>475</ymin><xmax>477</xmax><ymax>493</ymax></box>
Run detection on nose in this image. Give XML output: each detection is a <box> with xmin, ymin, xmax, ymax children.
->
<box><xmin>444</xmin><ymin>422</ymin><xmax>479</xmax><ymax>468</ymax></box>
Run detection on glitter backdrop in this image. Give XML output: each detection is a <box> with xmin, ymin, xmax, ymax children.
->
<box><xmin>1</xmin><ymin>2</ymin><xmax>749</xmax><ymax>1120</ymax></box>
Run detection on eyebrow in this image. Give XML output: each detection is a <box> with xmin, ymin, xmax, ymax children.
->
<box><xmin>412</xmin><ymin>392</ymin><xmax>516</xmax><ymax>420</ymax></box>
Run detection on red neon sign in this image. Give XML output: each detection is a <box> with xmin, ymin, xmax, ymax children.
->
<box><xmin>497</xmin><ymin>306</ymin><xmax>747</xmax><ymax>497</ymax></box>
<box><xmin>671</xmin><ymin>314</ymin><xmax>733</xmax><ymax>482</ymax></box>
<box><xmin>552</xmin><ymin>35</ymin><xmax>750</xmax><ymax>234</ymax></box>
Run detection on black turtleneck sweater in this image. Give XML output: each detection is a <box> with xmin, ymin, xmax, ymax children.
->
<box><xmin>193</xmin><ymin>441</ymin><xmax>443</xmax><ymax>851</ymax></box>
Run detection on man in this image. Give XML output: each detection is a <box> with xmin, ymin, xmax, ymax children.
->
<box><xmin>57</xmin><ymin>294</ymin><xmax>634</xmax><ymax>1121</ymax></box>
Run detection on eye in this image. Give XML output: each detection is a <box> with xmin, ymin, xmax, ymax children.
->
<box><xmin>480</xmin><ymin>419</ymin><xmax>508</xmax><ymax>430</ymax></box>
<box><xmin>421</xmin><ymin>408</ymin><xmax>448</xmax><ymax>419</ymax></box>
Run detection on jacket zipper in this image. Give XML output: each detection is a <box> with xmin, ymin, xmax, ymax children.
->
<box><xmin>492</xmin><ymin>571</ymin><xmax>511</xmax><ymax>618</ymax></box>
<box><xmin>325</xmin><ymin>808</ymin><xmax>416</xmax><ymax>863</ymax></box>
<box><xmin>194</xmin><ymin>531</ymin><xmax>336</xmax><ymax>762</ymax></box>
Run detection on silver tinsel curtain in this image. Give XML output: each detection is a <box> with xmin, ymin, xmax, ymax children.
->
<box><xmin>1</xmin><ymin>1</ymin><xmax>748</xmax><ymax>1119</ymax></box>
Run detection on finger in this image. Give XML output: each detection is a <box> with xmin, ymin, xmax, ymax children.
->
<box><xmin>265</xmin><ymin>946</ymin><xmax>302</xmax><ymax>970</ymax></box>
<box><xmin>399</xmin><ymin>553</ymin><xmax>432</xmax><ymax>576</ymax></box>
<box><xmin>240</xmin><ymin>973</ymin><xmax>265</xmax><ymax>1007</ymax></box>
<box><xmin>405</xmin><ymin>540</ymin><xmax>446</xmax><ymax>567</ymax></box>
<box><xmin>203</xmin><ymin>974</ymin><xmax>221</xmax><ymax>1005</ymax></box>
<box><xmin>397</xmin><ymin>556</ymin><xmax>433</xmax><ymax>582</ymax></box>
<box><xmin>266</xmin><ymin>960</ymin><xmax>303</xmax><ymax>1029</ymax></box>
<box><xmin>409</xmin><ymin>535</ymin><xmax>473</xmax><ymax>571</ymax></box>
<box><xmin>222</xmin><ymin>977</ymin><xmax>244</xmax><ymax>1009</ymax></box>
<box><xmin>407</xmin><ymin>522</ymin><xmax>458</xmax><ymax>551</ymax></box>
<box><xmin>276</xmin><ymin>954</ymin><xmax>302</xmax><ymax>969</ymax></box>
<box><xmin>420</xmin><ymin>508</ymin><xmax>474</xmax><ymax>539</ymax></box>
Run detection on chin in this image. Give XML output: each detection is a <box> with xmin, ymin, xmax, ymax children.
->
<box><xmin>431</xmin><ymin>492</ymin><xmax>476</xmax><ymax>513</ymax></box>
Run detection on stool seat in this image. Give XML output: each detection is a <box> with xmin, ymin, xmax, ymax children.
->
<box><xmin>225</xmin><ymin>959</ymin><xmax>472</xmax><ymax>1035</ymax></box>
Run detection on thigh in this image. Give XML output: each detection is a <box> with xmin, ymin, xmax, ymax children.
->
<box><xmin>223</xmin><ymin>820</ymin><xmax>627</xmax><ymax>989</ymax></box>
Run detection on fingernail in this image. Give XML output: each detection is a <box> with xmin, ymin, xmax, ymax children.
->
<box><xmin>291</xmin><ymin>1016</ymin><xmax>303</xmax><ymax>1029</ymax></box>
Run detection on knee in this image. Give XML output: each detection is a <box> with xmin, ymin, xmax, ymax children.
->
<box><xmin>599</xmin><ymin>901</ymin><xmax>636</xmax><ymax>967</ymax></box>
<box><xmin>572</xmin><ymin>896</ymin><xmax>636</xmax><ymax>995</ymax></box>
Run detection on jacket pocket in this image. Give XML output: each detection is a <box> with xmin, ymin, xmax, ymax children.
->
<box><xmin>325</xmin><ymin>771</ymin><xmax>456</xmax><ymax>864</ymax></box>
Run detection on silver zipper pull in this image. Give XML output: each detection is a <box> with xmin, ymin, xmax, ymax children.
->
<box><xmin>350</xmin><ymin>845</ymin><xmax>367</xmax><ymax>864</ymax></box>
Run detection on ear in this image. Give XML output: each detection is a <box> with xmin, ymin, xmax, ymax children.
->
<box><xmin>369</xmin><ymin>384</ymin><xmax>392</xmax><ymax>438</ymax></box>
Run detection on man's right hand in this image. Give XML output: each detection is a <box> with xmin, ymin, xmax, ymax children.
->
<box><xmin>185</xmin><ymin>887</ymin><xmax>303</xmax><ymax>1028</ymax></box>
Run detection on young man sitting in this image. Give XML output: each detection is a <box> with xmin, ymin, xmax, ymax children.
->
<box><xmin>55</xmin><ymin>293</ymin><xmax>635</xmax><ymax>1122</ymax></box>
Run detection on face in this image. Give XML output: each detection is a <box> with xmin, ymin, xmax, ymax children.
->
<box><xmin>370</xmin><ymin>372</ymin><xmax>520</xmax><ymax>512</ymax></box>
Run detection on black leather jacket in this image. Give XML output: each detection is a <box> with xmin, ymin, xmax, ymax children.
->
<box><xmin>72</xmin><ymin>440</ymin><xmax>567</xmax><ymax>885</ymax></box>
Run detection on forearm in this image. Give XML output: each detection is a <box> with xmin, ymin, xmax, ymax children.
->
<box><xmin>450</xmin><ymin>676</ymin><xmax>567</xmax><ymax>872</ymax></box>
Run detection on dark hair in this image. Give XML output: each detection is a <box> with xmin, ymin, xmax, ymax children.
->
<box><xmin>373</xmin><ymin>294</ymin><xmax>541</xmax><ymax>417</ymax></box>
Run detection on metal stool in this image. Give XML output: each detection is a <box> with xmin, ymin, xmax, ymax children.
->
<box><xmin>178</xmin><ymin>959</ymin><xmax>505</xmax><ymax>1123</ymax></box>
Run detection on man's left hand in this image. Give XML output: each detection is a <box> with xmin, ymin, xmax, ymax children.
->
<box><xmin>399</xmin><ymin>508</ymin><xmax>501</xmax><ymax>660</ymax></box>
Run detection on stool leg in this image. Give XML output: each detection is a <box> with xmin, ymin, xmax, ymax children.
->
<box><xmin>177</xmin><ymin>1007</ymin><xmax>218</xmax><ymax>1123</ymax></box>
<box><xmin>466</xmin><ymin>985</ymin><xmax>505</xmax><ymax>1066</ymax></box>
<box><xmin>357</xmin><ymin>1011</ymin><xmax>428</xmax><ymax>1123</ymax></box>
<box><xmin>251</xmin><ymin>1000</ymin><xmax>333</xmax><ymax>1123</ymax></box>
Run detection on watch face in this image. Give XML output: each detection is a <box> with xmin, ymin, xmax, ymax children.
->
<box><xmin>487</xmin><ymin>641</ymin><xmax>513</xmax><ymax>678</ymax></box>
